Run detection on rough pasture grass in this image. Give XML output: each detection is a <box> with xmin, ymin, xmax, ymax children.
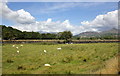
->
<box><xmin>2</xmin><ymin>43</ymin><xmax>118</xmax><ymax>74</ymax></box>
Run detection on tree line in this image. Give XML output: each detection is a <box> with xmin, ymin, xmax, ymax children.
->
<box><xmin>0</xmin><ymin>25</ymin><xmax>118</xmax><ymax>40</ymax></box>
<box><xmin>1</xmin><ymin>25</ymin><xmax>72</xmax><ymax>40</ymax></box>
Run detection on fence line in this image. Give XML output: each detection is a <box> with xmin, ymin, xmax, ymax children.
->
<box><xmin>1</xmin><ymin>40</ymin><xmax>120</xmax><ymax>44</ymax></box>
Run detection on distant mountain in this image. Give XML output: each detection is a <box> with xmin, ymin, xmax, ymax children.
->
<box><xmin>100</xmin><ymin>28</ymin><xmax>118</xmax><ymax>35</ymax></box>
<box><xmin>75</xmin><ymin>31</ymin><xmax>100</xmax><ymax>37</ymax></box>
<box><xmin>75</xmin><ymin>28</ymin><xmax>118</xmax><ymax>38</ymax></box>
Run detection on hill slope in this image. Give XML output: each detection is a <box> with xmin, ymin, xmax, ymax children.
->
<box><xmin>75</xmin><ymin>28</ymin><xmax>118</xmax><ymax>38</ymax></box>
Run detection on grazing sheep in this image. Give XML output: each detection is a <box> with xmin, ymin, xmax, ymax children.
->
<box><xmin>20</xmin><ymin>44</ymin><xmax>23</xmax><ymax>47</ymax></box>
<box><xmin>44</xmin><ymin>64</ymin><xmax>51</xmax><ymax>67</ymax></box>
<box><xmin>12</xmin><ymin>45</ymin><xmax>15</xmax><ymax>47</ymax></box>
<box><xmin>17</xmin><ymin>50</ymin><xmax>19</xmax><ymax>53</ymax></box>
<box><xmin>44</xmin><ymin>50</ymin><xmax>47</xmax><ymax>53</ymax></box>
<box><xmin>57</xmin><ymin>47</ymin><xmax>62</xmax><ymax>50</ymax></box>
<box><xmin>70</xmin><ymin>43</ymin><xmax>73</xmax><ymax>44</ymax></box>
<box><xmin>16</xmin><ymin>47</ymin><xmax>19</xmax><ymax>49</ymax></box>
<box><xmin>22</xmin><ymin>42</ymin><xmax>25</xmax><ymax>44</ymax></box>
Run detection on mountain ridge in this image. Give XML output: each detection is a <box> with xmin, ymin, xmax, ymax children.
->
<box><xmin>75</xmin><ymin>28</ymin><xmax>118</xmax><ymax>37</ymax></box>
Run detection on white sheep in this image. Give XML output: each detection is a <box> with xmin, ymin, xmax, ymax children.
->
<box><xmin>57</xmin><ymin>47</ymin><xmax>62</xmax><ymax>50</ymax></box>
<box><xmin>44</xmin><ymin>64</ymin><xmax>51</xmax><ymax>67</ymax></box>
<box><xmin>16</xmin><ymin>47</ymin><xmax>19</xmax><ymax>49</ymax></box>
<box><xmin>44</xmin><ymin>50</ymin><xmax>47</xmax><ymax>53</ymax></box>
<box><xmin>12</xmin><ymin>45</ymin><xmax>15</xmax><ymax>47</ymax></box>
<box><xmin>20</xmin><ymin>44</ymin><xmax>23</xmax><ymax>47</ymax></box>
<box><xmin>22</xmin><ymin>42</ymin><xmax>25</xmax><ymax>44</ymax></box>
<box><xmin>70</xmin><ymin>43</ymin><xmax>73</xmax><ymax>44</ymax></box>
<box><xmin>17</xmin><ymin>50</ymin><xmax>19</xmax><ymax>53</ymax></box>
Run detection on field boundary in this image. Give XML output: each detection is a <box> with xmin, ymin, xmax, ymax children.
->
<box><xmin>1</xmin><ymin>40</ymin><xmax>120</xmax><ymax>44</ymax></box>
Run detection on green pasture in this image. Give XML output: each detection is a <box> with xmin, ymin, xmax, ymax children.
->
<box><xmin>2</xmin><ymin>43</ymin><xmax>118</xmax><ymax>74</ymax></box>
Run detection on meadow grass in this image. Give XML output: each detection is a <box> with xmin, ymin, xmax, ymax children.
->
<box><xmin>2</xmin><ymin>43</ymin><xmax>118</xmax><ymax>74</ymax></box>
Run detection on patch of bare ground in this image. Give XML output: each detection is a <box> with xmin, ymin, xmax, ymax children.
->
<box><xmin>92</xmin><ymin>54</ymin><xmax>119</xmax><ymax>74</ymax></box>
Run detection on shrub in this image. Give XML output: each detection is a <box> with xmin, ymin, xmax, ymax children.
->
<box><xmin>83</xmin><ymin>59</ymin><xmax>87</xmax><ymax>62</ymax></box>
<box><xmin>33</xmin><ymin>42</ymin><xmax>57</xmax><ymax>45</ymax></box>
<box><xmin>17</xmin><ymin>65</ymin><xmax>26</xmax><ymax>70</ymax></box>
<box><xmin>63</xmin><ymin>39</ymin><xmax>72</xmax><ymax>43</ymax></box>
<box><xmin>7</xmin><ymin>59</ymin><xmax>14</xmax><ymax>63</ymax></box>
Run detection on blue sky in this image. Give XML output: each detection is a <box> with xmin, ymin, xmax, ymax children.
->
<box><xmin>1</xmin><ymin>2</ymin><xmax>118</xmax><ymax>35</ymax></box>
<box><xmin>5</xmin><ymin>2</ymin><xmax>117</xmax><ymax>25</ymax></box>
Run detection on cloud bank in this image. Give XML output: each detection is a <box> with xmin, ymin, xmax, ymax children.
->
<box><xmin>81</xmin><ymin>10</ymin><xmax>118</xmax><ymax>32</ymax></box>
<box><xmin>0</xmin><ymin>2</ymin><xmax>118</xmax><ymax>35</ymax></box>
<box><xmin>0</xmin><ymin>2</ymin><xmax>35</xmax><ymax>24</ymax></box>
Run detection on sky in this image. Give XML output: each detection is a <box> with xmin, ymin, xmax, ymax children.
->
<box><xmin>0</xmin><ymin>2</ymin><xmax>118</xmax><ymax>35</ymax></box>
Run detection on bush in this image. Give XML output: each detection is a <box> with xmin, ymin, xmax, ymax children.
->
<box><xmin>7</xmin><ymin>59</ymin><xmax>14</xmax><ymax>63</ymax></box>
<box><xmin>17</xmin><ymin>65</ymin><xmax>26</xmax><ymax>70</ymax></box>
<box><xmin>33</xmin><ymin>42</ymin><xmax>58</xmax><ymax>45</ymax></box>
<box><xmin>63</xmin><ymin>39</ymin><xmax>72</xmax><ymax>43</ymax></box>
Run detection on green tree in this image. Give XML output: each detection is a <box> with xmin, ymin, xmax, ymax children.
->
<box><xmin>41</xmin><ymin>33</ymin><xmax>57</xmax><ymax>39</ymax></box>
<box><xmin>60</xmin><ymin>31</ymin><xmax>73</xmax><ymax>40</ymax></box>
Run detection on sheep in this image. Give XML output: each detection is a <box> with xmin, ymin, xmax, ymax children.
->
<box><xmin>17</xmin><ymin>50</ymin><xmax>19</xmax><ymax>53</ymax></box>
<box><xmin>44</xmin><ymin>64</ymin><xmax>51</xmax><ymax>67</ymax></box>
<box><xmin>70</xmin><ymin>43</ymin><xmax>73</xmax><ymax>44</ymax></box>
<box><xmin>20</xmin><ymin>44</ymin><xmax>23</xmax><ymax>47</ymax></box>
<box><xmin>44</xmin><ymin>50</ymin><xmax>47</xmax><ymax>53</ymax></box>
<box><xmin>57</xmin><ymin>47</ymin><xmax>62</xmax><ymax>50</ymax></box>
<box><xmin>22</xmin><ymin>42</ymin><xmax>25</xmax><ymax>44</ymax></box>
<box><xmin>16</xmin><ymin>47</ymin><xmax>19</xmax><ymax>49</ymax></box>
<box><xmin>12</xmin><ymin>45</ymin><xmax>15</xmax><ymax>47</ymax></box>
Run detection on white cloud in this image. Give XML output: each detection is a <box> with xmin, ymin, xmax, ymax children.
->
<box><xmin>38</xmin><ymin>2</ymin><xmax>104</xmax><ymax>14</ymax></box>
<box><xmin>12</xmin><ymin>19</ymin><xmax>79</xmax><ymax>34</ymax></box>
<box><xmin>1</xmin><ymin>2</ymin><xmax>118</xmax><ymax>35</ymax></box>
<box><xmin>0</xmin><ymin>2</ymin><xmax>35</xmax><ymax>24</ymax></box>
<box><xmin>81</xmin><ymin>10</ymin><xmax>118</xmax><ymax>32</ymax></box>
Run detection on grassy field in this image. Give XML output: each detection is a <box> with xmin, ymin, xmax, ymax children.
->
<box><xmin>2</xmin><ymin>43</ymin><xmax>118</xmax><ymax>74</ymax></box>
